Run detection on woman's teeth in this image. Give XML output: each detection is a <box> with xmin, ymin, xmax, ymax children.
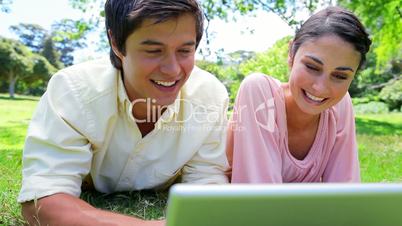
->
<box><xmin>154</xmin><ymin>80</ymin><xmax>176</xmax><ymax>87</ymax></box>
<box><xmin>305</xmin><ymin>91</ymin><xmax>325</xmax><ymax>102</ymax></box>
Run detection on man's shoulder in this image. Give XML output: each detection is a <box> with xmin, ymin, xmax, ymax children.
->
<box><xmin>58</xmin><ymin>57</ymin><xmax>116</xmax><ymax>82</ymax></box>
<box><xmin>49</xmin><ymin>57</ymin><xmax>119</xmax><ymax>102</ymax></box>
<box><xmin>182</xmin><ymin>66</ymin><xmax>228</xmax><ymax>107</ymax></box>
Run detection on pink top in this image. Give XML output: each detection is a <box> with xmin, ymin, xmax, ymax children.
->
<box><xmin>229</xmin><ymin>73</ymin><xmax>360</xmax><ymax>183</ymax></box>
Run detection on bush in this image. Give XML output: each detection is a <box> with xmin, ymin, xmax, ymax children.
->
<box><xmin>352</xmin><ymin>95</ymin><xmax>381</xmax><ymax>105</ymax></box>
<box><xmin>379</xmin><ymin>80</ymin><xmax>402</xmax><ymax>111</ymax></box>
<box><xmin>353</xmin><ymin>101</ymin><xmax>389</xmax><ymax>114</ymax></box>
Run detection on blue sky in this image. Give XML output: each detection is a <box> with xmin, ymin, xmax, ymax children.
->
<box><xmin>0</xmin><ymin>0</ymin><xmax>294</xmax><ymax>62</ymax></box>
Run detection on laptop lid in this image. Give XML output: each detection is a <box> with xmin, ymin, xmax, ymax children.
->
<box><xmin>165</xmin><ymin>183</ymin><xmax>402</xmax><ymax>226</ymax></box>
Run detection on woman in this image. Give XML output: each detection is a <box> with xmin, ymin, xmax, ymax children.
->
<box><xmin>227</xmin><ymin>6</ymin><xmax>371</xmax><ymax>183</ymax></box>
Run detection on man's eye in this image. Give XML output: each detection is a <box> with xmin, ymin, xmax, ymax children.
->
<box><xmin>179</xmin><ymin>49</ymin><xmax>191</xmax><ymax>54</ymax></box>
<box><xmin>145</xmin><ymin>50</ymin><xmax>161</xmax><ymax>54</ymax></box>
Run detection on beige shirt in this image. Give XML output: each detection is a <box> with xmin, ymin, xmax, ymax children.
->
<box><xmin>18</xmin><ymin>58</ymin><xmax>229</xmax><ymax>203</ymax></box>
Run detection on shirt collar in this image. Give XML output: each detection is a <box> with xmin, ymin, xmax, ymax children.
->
<box><xmin>117</xmin><ymin>71</ymin><xmax>130</xmax><ymax>106</ymax></box>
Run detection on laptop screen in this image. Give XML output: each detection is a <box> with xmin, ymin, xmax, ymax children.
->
<box><xmin>166</xmin><ymin>183</ymin><xmax>402</xmax><ymax>226</ymax></box>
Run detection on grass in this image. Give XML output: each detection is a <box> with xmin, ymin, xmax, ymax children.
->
<box><xmin>355</xmin><ymin>114</ymin><xmax>402</xmax><ymax>182</ymax></box>
<box><xmin>0</xmin><ymin>93</ymin><xmax>401</xmax><ymax>225</ymax></box>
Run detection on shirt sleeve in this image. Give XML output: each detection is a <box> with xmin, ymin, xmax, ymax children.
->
<box><xmin>229</xmin><ymin>74</ymin><xmax>283</xmax><ymax>183</ymax></box>
<box><xmin>322</xmin><ymin>93</ymin><xmax>360</xmax><ymax>182</ymax></box>
<box><xmin>181</xmin><ymin>95</ymin><xmax>230</xmax><ymax>184</ymax></box>
<box><xmin>18</xmin><ymin>72</ymin><xmax>93</xmax><ymax>203</ymax></box>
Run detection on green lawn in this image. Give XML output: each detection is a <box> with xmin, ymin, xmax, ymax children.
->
<box><xmin>0</xmin><ymin>94</ymin><xmax>401</xmax><ymax>225</ymax></box>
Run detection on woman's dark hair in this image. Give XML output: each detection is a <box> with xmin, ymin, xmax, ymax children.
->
<box><xmin>105</xmin><ymin>0</ymin><xmax>204</xmax><ymax>70</ymax></box>
<box><xmin>290</xmin><ymin>6</ymin><xmax>372</xmax><ymax>70</ymax></box>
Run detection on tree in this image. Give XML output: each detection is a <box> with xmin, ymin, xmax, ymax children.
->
<box><xmin>51</xmin><ymin>19</ymin><xmax>89</xmax><ymax>66</ymax></box>
<box><xmin>41</xmin><ymin>36</ymin><xmax>62</xmax><ymax>69</ymax></box>
<box><xmin>201</xmin><ymin>0</ymin><xmax>328</xmax><ymax>28</ymax></box>
<box><xmin>0</xmin><ymin>0</ymin><xmax>13</xmax><ymax>13</ymax></box>
<box><xmin>0</xmin><ymin>37</ymin><xmax>56</xmax><ymax>98</ymax></box>
<box><xmin>338</xmin><ymin>0</ymin><xmax>402</xmax><ymax>71</ymax></box>
<box><xmin>240</xmin><ymin>36</ymin><xmax>291</xmax><ymax>82</ymax></box>
<box><xmin>10</xmin><ymin>20</ymin><xmax>90</xmax><ymax>67</ymax></box>
<box><xmin>9</xmin><ymin>23</ymin><xmax>48</xmax><ymax>53</ymax></box>
<box><xmin>0</xmin><ymin>37</ymin><xmax>33</xmax><ymax>98</ymax></box>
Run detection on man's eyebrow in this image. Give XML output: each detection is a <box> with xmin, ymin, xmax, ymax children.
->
<box><xmin>306</xmin><ymin>55</ymin><xmax>323</xmax><ymax>65</ymax></box>
<box><xmin>140</xmin><ymin>39</ymin><xmax>163</xmax><ymax>46</ymax></box>
<box><xmin>335</xmin><ymin>66</ymin><xmax>354</xmax><ymax>72</ymax></box>
<box><xmin>140</xmin><ymin>39</ymin><xmax>196</xmax><ymax>47</ymax></box>
<box><xmin>182</xmin><ymin>41</ymin><xmax>196</xmax><ymax>46</ymax></box>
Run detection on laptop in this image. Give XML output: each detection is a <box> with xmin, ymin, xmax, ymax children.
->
<box><xmin>165</xmin><ymin>183</ymin><xmax>402</xmax><ymax>226</ymax></box>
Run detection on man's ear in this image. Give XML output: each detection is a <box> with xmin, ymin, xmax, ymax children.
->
<box><xmin>108</xmin><ymin>29</ymin><xmax>124</xmax><ymax>60</ymax></box>
<box><xmin>287</xmin><ymin>40</ymin><xmax>294</xmax><ymax>68</ymax></box>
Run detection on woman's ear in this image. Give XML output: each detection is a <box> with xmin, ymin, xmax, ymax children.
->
<box><xmin>108</xmin><ymin>29</ymin><xmax>124</xmax><ymax>60</ymax></box>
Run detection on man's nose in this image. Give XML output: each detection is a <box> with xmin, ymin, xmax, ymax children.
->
<box><xmin>160</xmin><ymin>53</ymin><xmax>181</xmax><ymax>78</ymax></box>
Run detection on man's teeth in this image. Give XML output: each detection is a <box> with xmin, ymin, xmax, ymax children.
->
<box><xmin>305</xmin><ymin>91</ymin><xmax>325</xmax><ymax>102</ymax></box>
<box><xmin>154</xmin><ymin>80</ymin><xmax>176</xmax><ymax>87</ymax></box>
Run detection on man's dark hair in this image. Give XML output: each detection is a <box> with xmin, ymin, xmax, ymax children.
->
<box><xmin>290</xmin><ymin>6</ymin><xmax>372</xmax><ymax>70</ymax></box>
<box><xmin>105</xmin><ymin>0</ymin><xmax>204</xmax><ymax>70</ymax></box>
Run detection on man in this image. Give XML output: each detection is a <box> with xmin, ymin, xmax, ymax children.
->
<box><xmin>19</xmin><ymin>0</ymin><xmax>229</xmax><ymax>225</ymax></box>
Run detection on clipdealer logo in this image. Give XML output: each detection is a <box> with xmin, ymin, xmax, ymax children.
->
<box><xmin>231</xmin><ymin>97</ymin><xmax>275</xmax><ymax>132</ymax></box>
<box><xmin>129</xmin><ymin>97</ymin><xmax>276</xmax><ymax>133</ymax></box>
<box><xmin>130</xmin><ymin>98</ymin><xmax>223</xmax><ymax>124</ymax></box>
<box><xmin>255</xmin><ymin>98</ymin><xmax>275</xmax><ymax>132</ymax></box>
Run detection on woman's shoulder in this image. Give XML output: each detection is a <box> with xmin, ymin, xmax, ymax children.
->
<box><xmin>239</xmin><ymin>73</ymin><xmax>283</xmax><ymax>96</ymax></box>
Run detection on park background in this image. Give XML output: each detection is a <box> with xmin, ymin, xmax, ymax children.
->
<box><xmin>0</xmin><ymin>0</ymin><xmax>401</xmax><ymax>225</ymax></box>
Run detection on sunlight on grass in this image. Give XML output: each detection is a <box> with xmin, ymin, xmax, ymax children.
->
<box><xmin>0</xmin><ymin>94</ymin><xmax>38</xmax><ymax>226</ymax></box>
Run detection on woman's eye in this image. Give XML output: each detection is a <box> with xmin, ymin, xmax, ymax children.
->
<box><xmin>305</xmin><ymin>64</ymin><xmax>318</xmax><ymax>71</ymax></box>
<box><xmin>333</xmin><ymin>74</ymin><xmax>348</xmax><ymax>80</ymax></box>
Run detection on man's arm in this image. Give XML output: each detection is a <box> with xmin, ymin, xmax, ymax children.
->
<box><xmin>22</xmin><ymin>193</ymin><xmax>165</xmax><ymax>226</ymax></box>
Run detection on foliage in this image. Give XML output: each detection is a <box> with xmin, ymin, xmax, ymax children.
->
<box><xmin>10</xmin><ymin>21</ymin><xmax>89</xmax><ymax>67</ymax></box>
<box><xmin>201</xmin><ymin>0</ymin><xmax>328</xmax><ymax>28</ymax></box>
<box><xmin>41</xmin><ymin>36</ymin><xmax>63</xmax><ymax>69</ymax></box>
<box><xmin>379</xmin><ymin>79</ymin><xmax>402</xmax><ymax>111</ymax></box>
<box><xmin>338</xmin><ymin>0</ymin><xmax>402</xmax><ymax>71</ymax></box>
<box><xmin>352</xmin><ymin>95</ymin><xmax>381</xmax><ymax>105</ymax></box>
<box><xmin>52</xmin><ymin>19</ymin><xmax>90</xmax><ymax>66</ymax></box>
<box><xmin>9</xmin><ymin>24</ymin><xmax>48</xmax><ymax>53</ymax></box>
<box><xmin>0</xmin><ymin>0</ymin><xmax>13</xmax><ymax>13</ymax></box>
<box><xmin>239</xmin><ymin>36</ymin><xmax>291</xmax><ymax>82</ymax></box>
<box><xmin>196</xmin><ymin>60</ymin><xmax>240</xmax><ymax>107</ymax></box>
<box><xmin>0</xmin><ymin>37</ymin><xmax>55</xmax><ymax>98</ymax></box>
<box><xmin>353</xmin><ymin>101</ymin><xmax>389</xmax><ymax>114</ymax></box>
<box><xmin>0</xmin><ymin>37</ymin><xmax>34</xmax><ymax>98</ymax></box>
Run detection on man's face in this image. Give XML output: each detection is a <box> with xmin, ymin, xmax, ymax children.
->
<box><xmin>113</xmin><ymin>13</ymin><xmax>197</xmax><ymax>110</ymax></box>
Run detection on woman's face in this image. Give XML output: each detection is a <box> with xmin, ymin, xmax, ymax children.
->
<box><xmin>288</xmin><ymin>35</ymin><xmax>361</xmax><ymax>115</ymax></box>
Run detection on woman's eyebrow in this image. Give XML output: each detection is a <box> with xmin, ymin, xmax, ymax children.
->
<box><xmin>306</xmin><ymin>55</ymin><xmax>323</xmax><ymax>65</ymax></box>
<box><xmin>306</xmin><ymin>55</ymin><xmax>354</xmax><ymax>72</ymax></box>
